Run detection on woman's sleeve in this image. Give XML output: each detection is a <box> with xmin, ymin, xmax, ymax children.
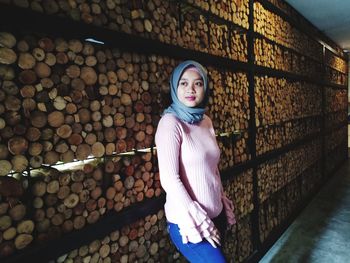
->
<box><xmin>155</xmin><ymin>115</ymin><xmax>216</xmax><ymax>243</ymax></box>
<box><xmin>222</xmin><ymin>192</ymin><xmax>236</xmax><ymax>226</ymax></box>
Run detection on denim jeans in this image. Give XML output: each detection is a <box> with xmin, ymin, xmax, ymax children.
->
<box><xmin>167</xmin><ymin>209</ymin><xmax>228</xmax><ymax>263</ymax></box>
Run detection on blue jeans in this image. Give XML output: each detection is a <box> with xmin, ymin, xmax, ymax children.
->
<box><xmin>167</xmin><ymin>209</ymin><xmax>228</xmax><ymax>263</ymax></box>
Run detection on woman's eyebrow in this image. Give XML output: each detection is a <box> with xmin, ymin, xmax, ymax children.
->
<box><xmin>179</xmin><ymin>78</ymin><xmax>203</xmax><ymax>81</ymax></box>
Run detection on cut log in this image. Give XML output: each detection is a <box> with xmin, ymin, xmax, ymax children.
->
<box><xmin>9</xmin><ymin>204</ymin><xmax>26</xmax><ymax>221</ymax></box>
<box><xmin>0</xmin><ymin>160</ymin><xmax>12</xmax><ymax>176</ymax></box>
<box><xmin>11</xmin><ymin>155</ymin><xmax>28</xmax><ymax>172</ymax></box>
<box><xmin>18</xmin><ymin>53</ymin><xmax>36</xmax><ymax>69</ymax></box>
<box><xmin>64</xmin><ymin>193</ymin><xmax>79</xmax><ymax>208</ymax></box>
<box><xmin>0</xmin><ymin>47</ymin><xmax>17</xmax><ymax>64</ymax></box>
<box><xmin>8</xmin><ymin>137</ymin><xmax>28</xmax><ymax>155</ymax></box>
<box><xmin>26</xmin><ymin>127</ymin><xmax>41</xmax><ymax>142</ymax></box>
<box><xmin>14</xmin><ymin>234</ymin><xmax>33</xmax><ymax>249</ymax></box>
<box><xmin>48</xmin><ymin>111</ymin><xmax>65</xmax><ymax>127</ymax></box>
<box><xmin>57</xmin><ymin>124</ymin><xmax>72</xmax><ymax>139</ymax></box>
<box><xmin>30</xmin><ymin>111</ymin><xmax>47</xmax><ymax>128</ymax></box>
<box><xmin>91</xmin><ymin>142</ymin><xmax>105</xmax><ymax>157</ymax></box>
<box><xmin>0</xmin><ymin>32</ymin><xmax>16</xmax><ymax>48</ymax></box>
<box><xmin>17</xmin><ymin>220</ymin><xmax>35</xmax><ymax>234</ymax></box>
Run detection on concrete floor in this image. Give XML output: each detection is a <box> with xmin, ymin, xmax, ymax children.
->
<box><xmin>260</xmin><ymin>159</ymin><xmax>350</xmax><ymax>263</ymax></box>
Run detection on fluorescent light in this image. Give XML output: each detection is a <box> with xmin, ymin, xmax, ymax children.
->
<box><xmin>85</xmin><ymin>38</ymin><xmax>105</xmax><ymax>45</ymax></box>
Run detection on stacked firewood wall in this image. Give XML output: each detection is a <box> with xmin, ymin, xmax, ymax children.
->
<box><xmin>0</xmin><ymin>0</ymin><xmax>348</xmax><ymax>262</ymax></box>
<box><xmin>323</xmin><ymin>48</ymin><xmax>348</xmax><ymax>175</ymax></box>
<box><xmin>257</xmin><ymin>138</ymin><xmax>322</xmax><ymax>241</ymax></box>
<box><xmin>253</xmin><ymin>0</ymin><xmax>347</xmax><ymax>248</ymax></box>
<box><xmin>0</xmin><ymin>28</ymin><xmax>252</xmax><ymax>261</ymax></box>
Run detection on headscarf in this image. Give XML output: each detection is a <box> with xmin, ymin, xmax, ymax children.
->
<box><xmin>163</xmin><ymin>60</ymin><xmax>209</xmax><ymax>124</ymax></box>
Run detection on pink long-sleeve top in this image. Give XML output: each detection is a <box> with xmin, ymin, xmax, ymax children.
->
<box><xmin>155</xmin><ymin>113</ymin><xmax>235</xmax><ymax>244</ymax></box>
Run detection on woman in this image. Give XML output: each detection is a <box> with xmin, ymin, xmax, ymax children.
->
<box><xmin>155</xmin><ymin>60</ymin><xmax>236</xmax><ymax>262</ymax></box>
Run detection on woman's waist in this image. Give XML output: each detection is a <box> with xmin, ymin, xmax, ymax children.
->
<box><xmin>164</xmin><ymin>197</ymin><xmax>223</xmax><ymax>221</ymax></box>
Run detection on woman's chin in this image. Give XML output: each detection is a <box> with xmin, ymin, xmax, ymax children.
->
<box><xmin>184</xmin><ymin>102</ymin><xmax>198</xmax><ymax>107</ymax></box>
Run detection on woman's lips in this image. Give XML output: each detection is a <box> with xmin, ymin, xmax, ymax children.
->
<box><xmin>185</xmin><ymin>96</ymin><xmax>196</xmax><ymax>101</ymax></box>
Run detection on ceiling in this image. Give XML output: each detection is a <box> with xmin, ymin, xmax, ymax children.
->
<box><xmin>285</xmin><ymin>0</ymin><xmax>350</xmax><ymax>54</ymax></box>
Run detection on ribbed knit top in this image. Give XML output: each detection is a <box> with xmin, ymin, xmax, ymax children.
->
<box><xmin>156</xmin><ymin>113</ymin><xmax>234</xmax><ymax>243</ymax></box>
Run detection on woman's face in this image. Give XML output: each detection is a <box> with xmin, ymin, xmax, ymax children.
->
<box><xmin>177</xmin><ymin>69</ymin><xmax>205</xmax><ymax>108</ymax></box>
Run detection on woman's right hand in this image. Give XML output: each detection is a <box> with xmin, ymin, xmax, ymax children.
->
<box><xmin>205</xmin><ymin>227</ymin><xmax>221</xmax><ymax>248</ymax></box>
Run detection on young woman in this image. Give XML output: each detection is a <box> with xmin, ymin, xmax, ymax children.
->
<box><xmin>155</xmin><ymin>60</ymin><xmax>236</xmax><ymax>262</ymax></box>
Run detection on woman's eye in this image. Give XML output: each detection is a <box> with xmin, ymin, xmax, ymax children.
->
<box><xmin>195</xmin><ymin>81</ymin><xmax>203</xmax><ymax>87</ymax></box>
<box><xmin>179</xmin><ymin>81</ymin><xmax>187</xmax><ymax>86</ymax></box>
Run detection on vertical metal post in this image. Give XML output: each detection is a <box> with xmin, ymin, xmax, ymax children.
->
<box><xmin>177</xmin><ymin>0</ymin><xmax>183</xmax><ymax>36</ymax></box>
<box><xmin>321</xmin><ymin>45</ymin><xmax>327</xmax><ymax>181</ymax></box>
<box><xmin>247</xmin><ymin>0</ymin><xmax>261</xmax><ymax>252</ymax></box>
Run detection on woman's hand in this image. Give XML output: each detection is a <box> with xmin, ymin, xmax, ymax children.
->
<box><xmin>205</xmin><ymin>227</ymin><xmax>221</xmax><ymax>248</ymax></box>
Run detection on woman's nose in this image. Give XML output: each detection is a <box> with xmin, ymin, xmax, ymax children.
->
<box><xmin>186</xmin><ymin>82</ymin><xmax>195</xmax><ymax>92</ymax></box>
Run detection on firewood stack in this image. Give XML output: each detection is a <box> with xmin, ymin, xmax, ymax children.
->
<box><xmin>209</xmin><ymin>20</ymin><xmax>230</xmax><ymax>58</ymax></box>
<box><xmin>0</xmin><ymin>0</ymin><xmax>250</xmax><ymax>58</ymax></box>
<box><xmin>255</xmin><ymin>77</ymin><xmax>322</xmax><ymax>127</ymax></box>
<box><xmin>301</xmin><ymin>162</ymin><xmax>322</xmax><ymax>197</ymax></box>
<box><xmin>324</xmin><ymin>51</ymin><xmax>348</xmax><ymax>86</ymax></box>
<box><xmin>208</xmin><ymin>0</ymin><xmax>249</xmax><ymax>29</ymax></box>
<box><xmin>256</xmin><ymin>118</ymin><xmax>321</xmax><ymax>156</ymax></box>
<box><xmin>265</xmin><ymin>0</ymin><xmax>290</xmax><ymax>14</ymax></box>
<box><xmin>324</xmin><ymin>76</ymin><xmax>348</xmax><ymax>173</ymax></box>
<box><xmin>259</xmin><ymin>198</ymin><xmax>277</xmax><ymax>242</ymax></box>
<box><xmin>254</xmin><ymin>38</ymin><xmax>290</xmax><ymax>72</ymax></box>
<box><xmin>325</xmin><ymin>51</ymin><xmax>348</xmax><ymax>74</ymax></box>
<box><xmin>254</xmin><ymin>38</ymin><xmax>322</xmax><ymax>79</ymax></box>
<box><xmin>253</xmin><ymin>2</ymin><xmax>323</xmax><ymax>62</ymax></box>
<box><xmin>325</xmin><ymin>88</ymin><xmax>347</xmax><ymax>114</ymax></box>
<box><xmin>325</xmin><ymin>143</ymin><xmax>347</xmax><ymax>174</ymax></box>
<box><xmin>104</xmin><ymin>152</ymin><xmax>162</xmax><ymax>213</ymax></box>
<box><xmin>257</xmin><ymin>139</ymin><xmax>321</xmax><ymax>203</ymax></box>
<box><xmin>55</xmin><ymin>210</ymin><xmax>186</xmax><ymax>263</ymax></box>
<box><xmin>207</xmin><ymin>69</ymin><xmax>250</xmax><ymax>169</ymax></box>
<box><xmin>215</xmin><ymin>130</ymin><xmax>249</xmax><ymax>170</ymax></box>
<box><xmin>0</xmin><ymin>198</ymin><xmax>34</xmax><ymax>258</ymax></box>
<box><xmin>325</xmin><ymin>127</ymin><xmax>347</xmax><ymax>153</ymax></box>
<box><xmin>234</xmin><ymin>215</ymin><xmax>253</xmax><ymax>262</ymax></box>
<box><xmin>0</xmin><ymin>32</ymin><xmax>175</xmax><ymax>172</ymax></box>
<box><xmin>180</xmin><ymin>7</ymin><xmax>208</xmax><ymax>53</ymax></box>
<box><xmin>325</xmin><ymin>111</ymin><xmax>347</xmax><ymax>131</ymax></box>
<box><xmin>30</xmin><ymin>163</ymin><xmax>105</xmax><ymax>244</ymax></box>
<box><xmin>325</xmin><ymin>88</ymin><xmax>347</xmax><ymax>130</ymax></box>
<box><xmin>284</xmin><ymin>178</ymin><xmax>301</xmax><ymax>213</ymax></box>
<box><xmin>216</xmin><ymin>136</ymin><xmax>235</xmax><ymax>171</ymax></box>
<box><xmin>208</xmin><ymin>70</ymin><xmax>249</xmax><ymax>132</ymax></box>
<box><xmin>1</xmin><ymin>0</ymin><xmax>180</xmax><ymax>47</ymax></box>
<box><xmin>258</xmin><ymin>137</ymin><xmax>324</xmax><ymax>242</ymax></box>
<box><xmin>230</xmin><ymin>30</ymin><xmax>248</xmax><ymax>62</ymax></box>
<box><xmin>326</xmin><ymin>68</ymin><xmax>347</xmax><ymax>86</ymax></box>
<box><xmin>128</xmin><ymin>0</ymin><xmax>180</xmax><ymax>46</ymax></box>
<box><xmin>255</xmin><ymin>76</ymin><xmax>322</xmax><ymax>155</ymax></box>
<box><xmin>185</xmin><ymin>0</ymin><xmax>209</xmax><ymax>11</ymax></box>
<box><xmin>223</xmin><ymin>169</ymin><xmax>254</xmax><ymax>220</ymax></box>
